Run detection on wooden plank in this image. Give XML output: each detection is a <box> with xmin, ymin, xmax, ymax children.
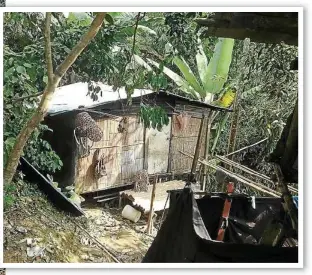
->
<box><xmin>122</xmin><ymin>180</ymin><xmax>186</xmax><ymax>213</ymax></box>
<box><xmin>20</xmin><ymin>158</ymin><xmax>84</xmax><ymax>216</ymax></box>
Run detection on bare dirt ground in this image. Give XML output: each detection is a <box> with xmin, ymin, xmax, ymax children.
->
<box><xmin>3</xmin><ymin>181</ymin><xmax>153</xmax><ymax>263</ymax></box>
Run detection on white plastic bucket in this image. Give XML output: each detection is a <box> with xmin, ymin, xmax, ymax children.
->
<box><xmin>121</xmin><ymin>205</ymin><xmax>141</xmax><ymax>223</ymax></box>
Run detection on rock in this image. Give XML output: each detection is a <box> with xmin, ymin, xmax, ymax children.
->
<box><xmin>80</xmin><ymin>237</ymin><xmax>89</xmax><ymax>246</ymax></box>
<box><xmin>27</xmin><ymin>246</ymin><xmax>44</xmax><ymax>257</ymax></box>
<box><xmin>68</xmin><ymin>191</ymin><xmax>82</xmax><ymax>207</ymax></box>
<box><xmin>65</xmin><ymin>186</ymin><xmax>75</xmax><ymax>191</ymax></box>
<box><xmin>80</xmin><ymin>196</ymin><xmax>86</xmax><ymax>203</ymax></box>
<box><xmin>16</xmin><ymin>226</ymin><xmax>27</xmax><ymax>234</ymax></box>
<box><xmin>81</xmin><ymin>254</ymin><xmax>89</xmax><ymax>260</ymax></box>
<box><xmin>95</xmin><ymin>219</ymin><xmax>102</xmax><ymax>225</ymax></box>
<box><xmin>52</xmin><ymin>182</ymin><xmax>58</xmax><ymax>188</ymax></box>
<box><xmin>26</xmin><ymin>238</ymin><xmax>32</xmax><ymax>246</ymax></box>
<box><xmin>25</xmin><ymin>198</ymin><xmax>33</xmax><ymax>203</ymax></box>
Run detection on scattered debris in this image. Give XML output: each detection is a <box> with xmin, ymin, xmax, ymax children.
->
<box><xmin>16</xmin><ymin>226</ymin><xmax>27</xmax><ymax>234</ymax></box>
<box><xmin>4</xmin><ymin>180</ymin><xmax>153</xmax><ymax>263</ymax></box>
<box><xmin>27</xmin><ymin>246</ymin><xmax>45</xmax><ymax>258</ymax></box>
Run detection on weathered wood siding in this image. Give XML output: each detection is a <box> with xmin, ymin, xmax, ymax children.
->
<box><xmin>75</xmin><ymin>115</ymin><xmax>144</xmax><ymax>194</ymax></box>
<box><xmin>170</xmin><ymin>115</ymin><xmax>206</xmax><ymax>174</ymax></box>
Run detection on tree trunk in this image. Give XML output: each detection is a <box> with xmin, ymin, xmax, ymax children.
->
<box><xmin>3</xmin><ymin>12</ymin><xmax>106</xmax><ymax>185</ymax></box>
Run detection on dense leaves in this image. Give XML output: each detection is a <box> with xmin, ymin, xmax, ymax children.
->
<box><xmin>3</xmin><ymin>12</ymin><xmax>298</xmax><ymax>195</ymax></box>
<box><xmin>138</xmin><ymin>104</ymin><xmax>170</xmax><ymax>131</ymax></box>
<box><xmin>213</xmin><ymin>40</ymin><xmax>298</xmax><ymax>178</ymax></box>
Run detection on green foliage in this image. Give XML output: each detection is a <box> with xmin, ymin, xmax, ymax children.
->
<box><xmin>138</xmin><ymin>104</ymin><xmax>170</xmax><ymax>131</ymax></box>
<box><xmin>4</xmin><ymin>182</ymin><xmax>17</xmax><ymax>210</ymax></box>
<box><xmin>136</xmin><ymin>37</ymin><xmax>234</xmax><ymax>103</ymax></box>
<box><xmin>203</xmin><ymin>38</ymin><xmax>235</xmax><ymax>95</ymax></box>
<box><xmin>3</xmin><ymin>13</ymin><xmax>64</xmax><ymax>174</ymax></box>
<box><xmin>213</xmin><ymin>40</ymin><xmax>298</xmax><ymax>176</ymax></box>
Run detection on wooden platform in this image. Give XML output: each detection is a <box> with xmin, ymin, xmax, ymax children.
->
<box><xmin>121</xmin><ymin>180</ymin><xmax>186</xmax><ymax>214</ymax></box>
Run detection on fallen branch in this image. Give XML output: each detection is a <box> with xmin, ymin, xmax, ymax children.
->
<box><xmin>11</xmin><ymin>92</ymin><xmax>44</xmax><ymax>103</ymax></box>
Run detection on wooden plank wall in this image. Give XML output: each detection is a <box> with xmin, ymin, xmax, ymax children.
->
<box><xmin>170</xmin><ymin>114</ymin><xmax>206</xmax><ymax>174</ymax></box>
<box><xmin>75</xmin><ymin>115</ymin><xmax>144</xmax><ymax>194</ymax></box>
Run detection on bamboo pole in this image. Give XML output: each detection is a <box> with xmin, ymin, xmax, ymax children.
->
<box><xmin>222</xmin><ymin>167</ymin><xmax>282</xmax><ymax>197</ymax></box>
<box><xmin>146</xmin><ymin>174</ymin><xmax>158</xmax><ymax>235</ymax></box>
<box><xmin>225</xmin><ymin>138</ymin><xmax>268</xmax><ymax>158</ymax></box>
<box><xmin>216</xmin><ymin>155</ymin><xmax>298</xmax><ymax>193</ymax></box>
<box><xmin>203</xmin><ymin>112</ymin><xmax>213</xmax><ymax>191</ymax></box>
<box><xmin>209</xmin><ymin>164</ymin><xmax>280</xmax><ymax>198</ymax></box>
<box><xmin>180</xmin><ymin>151</ymin><xmax>280</xmax><ymax>197</ymax></box>
<box><xmin>190</xmin><ymin>113</ymin><xmax>206</xmax><ymax>183</ymax></box>
<box><xmin>217</xmin><ymin>155</ymin><xmax>273</xmax><ymax>182</ymax></box>
<box><xmin>216</xmin><ymin>155</ymin><xmax>298</xmax><ymax>195</ymax></box>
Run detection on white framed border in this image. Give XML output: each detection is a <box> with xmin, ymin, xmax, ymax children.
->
<box><xmin>0</xmin><ymin>6</ymin><xmax>304</xmax><ymax>269</ymax></box>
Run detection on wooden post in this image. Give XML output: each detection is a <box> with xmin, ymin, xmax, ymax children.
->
<box><xmin>202</xmin><ymin>113</ymin><xmax>212</xmax><ymax>191</ymax></box>
<box><xmin>143</xmin><ymin>126</ymin><xmax>148</xmax><ymax>170</ymax></box>
<box><xmin>190</xmin><ymin>113</ymin><xmax>206</xmax><ymax>183</ymax></box>
<box><xmin>147</xmin><ymin>174</ymin><xmax>158</xmax><ymax>235</ymax></box>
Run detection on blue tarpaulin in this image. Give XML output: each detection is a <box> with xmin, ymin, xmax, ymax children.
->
<box><xmin>293</xmin><ymin>196</ymin><xmax>298</xmax><ymax>208</ymax></box>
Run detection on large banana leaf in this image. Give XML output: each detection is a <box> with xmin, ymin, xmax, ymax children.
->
<box><xmin>203</xmin><ymin>38</ymin><xmax>234</xmax><ymax>94</ymax></box>
<box><xmin>146</xmin><ymin>58</ymin><xmax>200</xmax><ymax>99</ymax></box>
<box><xmin>173</xmin><ymin>56</ymin><xmax>206</xmax><ymax>98</ymax></box>
<box><xmin>195</xmin><ymin>39</ymin><xmax>208</xmax><ymax>89</ymax></box>
<box><xmin>133</xmin><ymin>54</ymin><xmax>153</xmax><ymax>71</ymax></box>
<box><xmin>136</xmin><ymin>25</ymin><xmax>157</xmax><ymax>36</ymax></box>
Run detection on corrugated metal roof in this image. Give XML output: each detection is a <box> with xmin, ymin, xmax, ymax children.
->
<box><xmin>47</xmin><ymin>82</ymin><xmax>154</xmax><ymax>115</ymax></box>
<box><xmin>47</xmin><ymin>82</ymin><xmax>231</xmax><ymax>116</ymax></box>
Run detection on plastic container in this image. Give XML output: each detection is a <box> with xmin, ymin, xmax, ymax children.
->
<box><xmin>121</xmin><ymin>205</ymin><xmax>141</xmax><ymax>223</ymax></box>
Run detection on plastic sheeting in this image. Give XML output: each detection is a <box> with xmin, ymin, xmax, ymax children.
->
<box><xmin>142</xmin><ymin>187</ymin><xmax>298</xmax><ymax>263</ymax></box>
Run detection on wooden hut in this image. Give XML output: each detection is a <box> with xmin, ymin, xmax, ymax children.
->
<box><xmin>44</xmin><ymin>82</ymin><xmax>230</xmax><ymax>195</ymax></box>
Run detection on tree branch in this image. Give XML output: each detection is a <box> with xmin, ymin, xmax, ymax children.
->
<box><xmin>4</xmin><ymin>12</ymin><xmax>107</xmax><ymax>186</ymax></box>
<box><xmin>54</xmin><ymin>12</ymin><xmax>106</xmax><ymax>79</ymax></box>
<box><xmin>131</xmin><ymin>12</ymin><xmax>141</xmax><ymax>57</ymax></box>
<box><xmin>44</xmin><ymin>12</ymin><xmax>53</xmax><ymax>84</ymax></box>
<box><xmin>11</xmin><ymin>92</ymin><xmax>44</xmax><ymax>103</ymax></box>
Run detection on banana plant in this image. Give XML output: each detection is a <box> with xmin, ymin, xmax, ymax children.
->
<box><xmin>134</xmin><ymin>37</ymin><xmax>235</xmax><ymax>103</ymax></box>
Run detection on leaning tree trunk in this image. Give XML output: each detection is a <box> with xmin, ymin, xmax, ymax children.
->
<box><xmin>3</xmin><ymin>12</ymin><xmax>106</xmax><ymax>185</ymax></box>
